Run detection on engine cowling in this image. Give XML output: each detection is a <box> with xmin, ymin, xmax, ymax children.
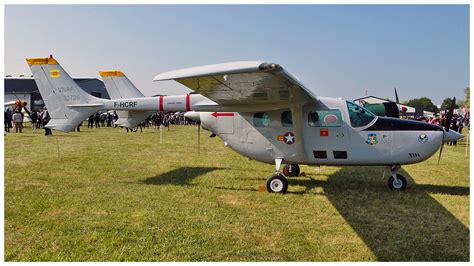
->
<box><xmin>364</xmin><ymin>102</ymin><xmax>400</xmax><ymax>118</ymax></box>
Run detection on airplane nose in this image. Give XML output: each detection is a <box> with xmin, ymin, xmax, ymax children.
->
<box><xmin>443</xmin><ymin>129</ymin><xmax>464</xmax><ymax>143</ymax></box>
<box><xmin>184</xmin><ymin>111</ymin><xmax>200</xmax><ymax>122</ymax></box>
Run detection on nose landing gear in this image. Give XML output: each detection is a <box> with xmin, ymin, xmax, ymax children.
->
<box><xmin>266</xmin><ymin>173</ymin><xmax>288</xmax><ymax>193</ymax></box>
<box><xmin>386</xmin><ymin>164</ymin><xmax>407</xmax><ymax>191</ymax></box>
<box><xmin>266</xmin><ymin>159</ymin><xmax>290</xmax><ymax>193</ymax></box>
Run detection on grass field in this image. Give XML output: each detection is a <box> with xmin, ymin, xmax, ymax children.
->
<box><xmin>4</xmin><ymin>125</ymin><xmax>470</xmax><ymax>261</ymax></box>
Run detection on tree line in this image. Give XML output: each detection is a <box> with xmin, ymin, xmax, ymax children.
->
<box><xmin>402</xmin><ymin>87</ymin><xmax>469</xmax><ymax>114</ymax></box>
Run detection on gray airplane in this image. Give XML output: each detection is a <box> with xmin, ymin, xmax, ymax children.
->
<box><xmin>26</xmin><ymin>55</ymin><xmax>463</xmax><ymax>193</ymax></box>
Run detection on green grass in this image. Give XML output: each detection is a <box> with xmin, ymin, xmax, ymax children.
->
<box><xmin>4</xmin><ymin>125</ymin><xmax>470</xmax><ymax>261</ymax></box>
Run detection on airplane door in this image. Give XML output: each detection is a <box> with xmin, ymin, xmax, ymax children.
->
<box><xmin>305</xmin><ymin>108</ymin><xmax>351</xmax><ymax>163</ymax></box>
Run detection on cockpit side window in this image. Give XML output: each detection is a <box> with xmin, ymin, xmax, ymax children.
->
<box><xmin>308</xmin><ymin>109</ymin><xmax>343</xmax><ymax>127</ymax></box>
<box><xmin>254</xmin><ymin>112</ymin><xmax>270</xmax><ymax>127</ymax></box>
<box><xmin>346</xmin><ymin>101</ymin><xmax>376</xmax><ymax>128</ymax></box>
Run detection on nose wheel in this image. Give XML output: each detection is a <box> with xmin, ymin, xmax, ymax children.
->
<box><xmin>386</xmin><ymin>164</ymin><xmax>407</xmax><ymax>191</ymax></box>
<box><xmin>282</xmin><ymin>164</ymin><xmax>300</xmax><ymax>177</ymax></box>
<box><xmin>266</xmin><ymin>174</ymin><xmax>288</xmax><ymax>193</ymax></box>
<box><xmin>265</xmin><ymin>158</ymin><xmax>289</xmax><ymax>193</ymax></box>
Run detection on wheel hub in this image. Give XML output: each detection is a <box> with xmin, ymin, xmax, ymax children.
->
<box><xmin>270</xmin><ymin>179</ymin><xmax>283</xmax><ymax>192</ymax></box>
<box><xmin>393</xmin><ymin>179</ymin><xmax>403</xmax><ymax>189</ymax></box>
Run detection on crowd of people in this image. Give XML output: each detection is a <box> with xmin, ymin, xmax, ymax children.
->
<box><xmin>5</xmin><ymin>106</ymin><xmax>201</xmax><ymax>135</ymax></box>
<box><xmin>418</xmin><ymin>113</ymin><xmax>470</xmax><ymax>145</ymax></box>
<box><xmin>4</xmin><ymin>106</ymin><xmax>51</xmax><ymax>135</ymax></box>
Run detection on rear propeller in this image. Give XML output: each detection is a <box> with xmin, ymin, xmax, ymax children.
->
<box><xmin>394</xmin><ymin>88</ymin><xmax>407</xmax><ymax>114</ymax></box>
<box><xmin>438</xmin><ymin>96</ymin><xmax>456</xmax><ymax>164</ymax></box>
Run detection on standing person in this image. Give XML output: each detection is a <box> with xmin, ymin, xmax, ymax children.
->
<box><xmin>113</xmin><ymin>111</ymin><xmax>118</xmax><ymax>127</ymax></box>
<box><xmin>163</xmin><ymin>114</ymin><xmax>170</xmax><ymax>131</ymax></box>
<box><xmin>107</xmin><ymin>112</ymin><xmax>112</xmax><ymax>127</ymax></box>
<box><xmin>88</xmin><ymin>114</ymin><xmax>94</xmax><ymax>128</ymax></box>
<box><xmin>100</xmin><ymin>112</ymin><xmax>106</xmax><ymax>127</ymax></box>
<box><xmin>94</xmin><ymin>112</ymin><xmax>101</xmax><ymax>128</ymax></box>
<box><xmin>42</xmin><ymin>107</ymin><xmax>52</xmax><ymax>136</ymax></box>
<box><xmin>449</xmin><ymin>115</ymin><xmax>459</xmax><ymax>146</ymax></box>
<box><xmin>4</xmin><ymin>108</ymin><xmax>12</xmax><ymax>133</ymax></box>
<box><xmin>36</xmin><ymin>110</ymin><xmax>42</xmax><ymax>128</ymax></box>
<box><xmin>30</xmin><ymin>110</ymin><xmax>38</xmax><ymax>130</ymax></box>
<box><xmin>12</xmin><ymin>110</ymin><xmax>23</xmax><ymax>133</ymax></box>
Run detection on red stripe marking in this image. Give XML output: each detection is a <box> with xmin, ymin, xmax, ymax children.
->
<box><xmin>185</xmin><ymin>94</ymin><xmax>190</xmax><ymax>111</ymax></box>
<box><xmin>211</xmin><ymin>112</ymin><xmax>235</xmax><ymax>118</ymax></box>
<box><xmin>159</xmin><ymin>96</ymin><xmax>163</xmax><ymax>111</ymax></box>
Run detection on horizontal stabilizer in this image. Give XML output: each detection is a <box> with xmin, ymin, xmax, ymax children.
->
<box><xmin>45</xmin><ymin>118</ymin><xmax>84</xmax><ymax>132</ymax></box>
<box><xmin>114</xmin><ymin>111</ymin><xmax>153</xmax><ymax>128</ymax></box>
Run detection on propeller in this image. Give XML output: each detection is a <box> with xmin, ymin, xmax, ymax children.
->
<box><xmin>394</xmin><ymin>88</ymin><xmax>407</xmax><ymax>114</ymax></box>
<box><xmin>13</xmin><ymin>94</ymin><xmax>31</xmax><ymax>116</ymax></box>
<box><xmin>394</xmin><ymin>87</ymin><xmax>400</xmax><ymax>104</ymax></box>
<box><xmin>438</xmin><ymin>96</ymin><xmax>456</xmax><ymax>164</ymax></box>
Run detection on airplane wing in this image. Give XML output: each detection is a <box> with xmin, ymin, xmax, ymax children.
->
<box><xmin>4</xmin><ymin>101</ymin><xmax>17</xmax><ymax>107</ymax></box>
<box><xmin>154</xmin><ymin>61</ymin><xmax>315</xmax><ymax>162</ymax></box>
<box><xmin>153</xmin><ymin>61</ymin><xmax>316</xmax><ymax>107</ymax></box>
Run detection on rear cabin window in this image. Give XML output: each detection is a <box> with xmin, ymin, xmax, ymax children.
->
<box><xmin>254</xmin><ymin>112</ymin><xmax>270</xmax><ymax>127</ymax></box>
<box><xmin>346</xmin><ymin>101</ymin><xmax>376</xmax><ymax>128</ymax></box>
<box><xmin>281</xmin><ymin>111</ymin><xmax>292</xmax><ymax>127</ymax></box>
<box><xmin>308</xmin><ymin>109</ymin><xmax>343</xmax><ymax>127</ymax></box>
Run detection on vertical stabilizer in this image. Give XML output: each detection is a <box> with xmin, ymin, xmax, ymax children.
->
<box><xmin>26</xmin><ymin>55</ymin><xmax>105</xmax><ymax>132</ymax></box>
<box><xmin>99</xmin><ymin>70</ymin><xmax>152</xmax><ymax>128</ymax></box>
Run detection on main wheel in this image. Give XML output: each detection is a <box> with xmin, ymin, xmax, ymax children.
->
<box><xmin>282</xmin><ymin>164</ymin><xmax>300</xmax><ymax>177</ymax></box>
<box><xmin>266</xmin><ymin>174</ymin><xmax>288</xmax><ymax>193</ymax></box>
<box><xmin>388</xmin><ymin>174</ymin><xmax>407</xmax><ymax>191</ymax></box>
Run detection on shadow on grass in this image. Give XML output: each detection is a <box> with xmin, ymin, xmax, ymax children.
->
<box><xmin>142</xmin><ymin>166</ymin><xmax>469</xmax><ymax>260</ymax></box>
<box><xmin>143</xmin><ymin>167</ymin><xmax>223</xmax><ymax>185</ymax></box>
<box><xmin>297</xmin><ymin>166</ymin><xmax>469</xmax><ymax>261</ymax></box>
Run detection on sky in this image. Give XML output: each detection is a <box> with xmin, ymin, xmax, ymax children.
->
<box><xmin>4</xmin><ymin>4</ymin><xmax>470</xmax><ymax>105</ymax></box>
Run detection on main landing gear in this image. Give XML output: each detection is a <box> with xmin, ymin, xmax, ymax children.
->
<box><xmin>266</xmin><ymin>159</ymin><xmax>299</xmax><ymax>193</ymax></box>
<box><xmin>386</xmin><ymin>164</ymin><xmax>407</xmax><ymax>191</ymax></box>
<box><xmin>282</xmin><ymin>163</ymin><xmax>300</xmax><ymax>177</ymax></box>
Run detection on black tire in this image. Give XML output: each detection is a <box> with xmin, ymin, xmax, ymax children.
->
<box><xmin>388</xmin><ymin>174</ymin><xmax>407</xmax><ymax>191</ymax></box>
<box><xmin>266</xmin><ymin>174</ymin><xmax>288</xmax><ymax>193</ymax></box>
<box><xmin>282</xmin><ymin>164</ymin><xmax>300</xmax><ymax>177</ymax></box>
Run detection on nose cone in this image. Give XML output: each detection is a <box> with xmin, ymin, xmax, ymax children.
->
<box><xmin>443</xmin><ymin>129</ymin><xmax>464</xmax><ymax>143</ymax></box>
<box><xmin>184</xmin><ymin>111</ymin><xmax>200</xmax><ymax>122</ymax></box>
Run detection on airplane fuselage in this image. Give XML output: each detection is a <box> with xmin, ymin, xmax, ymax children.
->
<box><xmin>197</xmin><ymin>97</ymin><xmax>444</xmax><ymax>166</ymax></box>
<box><xmin>98</xmin><ymin>95</ymin><xmax>446</xmax><ymax>166</ymax></box>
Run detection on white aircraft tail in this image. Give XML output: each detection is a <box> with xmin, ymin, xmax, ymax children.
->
<box><xmin>99</xmin><ymin>71</ymin><xmax>145</xmax><ymax>98</ymax></box>
<box><xmin>99</xmin><ymin>71</ymin><xmax>153</xmax><ymax>128</ymax></box>
<box><xmin>27</xmin><ymin>55</ymin><xmax>106</xmax><ymax>132</ymax></box>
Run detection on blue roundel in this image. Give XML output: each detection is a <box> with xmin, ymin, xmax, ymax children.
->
<box><xmin>418</xmin><ymin>133</ymin><xmax>428</xmax><ymax>144</ymax></box>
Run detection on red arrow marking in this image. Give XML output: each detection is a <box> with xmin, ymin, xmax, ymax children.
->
<box><xmin>211</xmin><ymin>112</ymin><xmax>235</xmax><ymax>118</ymax></box>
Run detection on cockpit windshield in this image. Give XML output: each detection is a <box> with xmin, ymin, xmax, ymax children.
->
<box><xmin>346</xmin><ymin>101</ymin><xmax>376</xmax><ymax>128</ymax></box>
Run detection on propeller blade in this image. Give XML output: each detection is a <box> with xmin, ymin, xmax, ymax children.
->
<box><xmin>444</xmin><ymin>97</ymin><xmax>456</xmax><ymax>131</ymax></box>
<box><xmin>438</xmin><ymin>143</ymin><xmax>444</xmax><ymax>165</ymax></box>
<box><xmin>23</xmin><ymin>106</ymin><xmax>31</xmax><ymax>116</ymax></box>
<box><xmin>394</xmin><ymin>88</ymin><xmax>400</xmax><ymax>104</ymax></box>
